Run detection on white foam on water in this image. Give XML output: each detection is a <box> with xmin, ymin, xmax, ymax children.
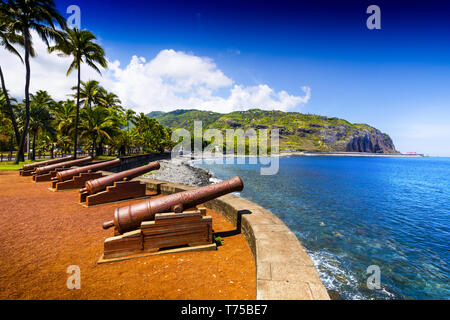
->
<box><xmin>189</xmin><ymin>159</ymin><xmax>224</xmax><ymax>184</ymax></box>
<box><xmin>380</xmin><ymin>287</ymin><xmax>395</xmax><ymax>298</ymax></box>
<box><xmin>308</xmin><ymin>249</ymin><xmax>398</xmax><ymax>300</ymax></box>
<box><xmin>308</xmin><ymin>250</ymin><xmax>365</xmax><ymax>300</ymax></box>
<box><xmin>209</xmin><ymin>177</ymin><xmax>223</xmax><ymax>184</ymax></box>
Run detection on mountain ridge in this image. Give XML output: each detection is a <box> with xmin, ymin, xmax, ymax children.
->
<box><xmin>147</xmin><ymin>109</ymin><xmax>398</xmax><ymax>153</ymax></box>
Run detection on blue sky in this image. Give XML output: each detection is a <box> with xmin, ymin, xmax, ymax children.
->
<box><xmin>32</xmin><ymin>1</ymin><xmax>450</xmax><ymax>155</ymax></box>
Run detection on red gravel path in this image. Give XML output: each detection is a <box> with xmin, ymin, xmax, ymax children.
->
<box><xmin>0</xmin><ymin>171</ymin><xmax>255</xmax><ymax>299</ymax></box>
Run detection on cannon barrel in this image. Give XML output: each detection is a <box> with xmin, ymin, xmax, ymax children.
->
<box><xmin>34</xmin><ymin>156</ymin><xmax>92</xmax><ymax>175</ymax></box>
<box><xmin>22</xmin><ymin>156</ymin><xmax>74</xmax><ymax>170</ymax></box>
<box><xmin>84</xmin><ymin>161</ymin><xmax>160</xmax><ymax>195</ymax></box>
<box><xmin>55</xmin><ymin>158</ymin><xmax>121</xmax><ymax>182</ymax></box>
<box><xmin>103</xmin><ymin>176</ymin><xmax>244</xmax><ymax>234</ymax></box>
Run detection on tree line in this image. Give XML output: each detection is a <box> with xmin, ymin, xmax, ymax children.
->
<box><xmin>0</xmin><ymin>0</ymin><xmax>173</xmax><ymax>163</ymax></box>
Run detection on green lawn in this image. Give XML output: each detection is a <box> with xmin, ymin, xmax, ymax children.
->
<box><xmin>0</xmin><ymin>155</ymin><xmax>119</xmax><ymax>171</ymax></box>
<box><xmin>0</xmin><ymin>160</ymin><xmax>35</xmax><ymax>171</ymax></box>
<box><xmin>95</xmin><ymin>155</ymin><xmax>117</xmax><ymax>160</ymax></box>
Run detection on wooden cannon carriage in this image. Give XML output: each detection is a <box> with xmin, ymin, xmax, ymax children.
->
<box><xmin>19</xmin><ymin>156</ymin><xmax>74</xmax><ymax>176</ymax></box>
<box><xmin>79</xmin><ymin>161</ymin><xmax>160</xmax><ymax>206</ymax></box>
<box><xmin>98</xmin><ymin>176</ymin><xmax>244</xmax><ymax>263</ymax></box>
<box><xmin>99</xmin><ymin>209</ymin><xmax>213</xmax><ymax>262</ymax></box>
<box><xmin>50</xmin><ymin>158</ymin><xmax>121</xmax><ymax>191</ymax></box>
<box><xmin>32</xmin><ymin>157</ymin><xmax>92</xmax><ymax>182</ymax></box>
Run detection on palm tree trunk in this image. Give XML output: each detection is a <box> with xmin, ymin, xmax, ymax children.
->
<box><xmin>73</xmin><ymin>60</ymin><xmax>81</xmax><ymax>159</ymax></box>
<box><xmin>9</xmin><ymin>134</ymin><xmax>13</xmax><ymax>159</ymax></box>
<box><xmin>91</xmin><ymin>136</ymin><xmax>96</xmax><ymax>157</ymax></box>
<box><xmin>31</xmin><ymin>130</ymin><xmax>36</xmax><ymax>161</ymax></box>
<box><xmin>94</xmin><ymin>133</ymin><xmax>98</xmax><ymax>157</ymax></box>
<box><xmin>15</xmin><ymin>30</ymin><xmax>31</xmax><ymax>164</ymax></box>
<box><xmin>97</xmin><ymin>137</ymin><xmax>104</xmax><ymax>156</ymax></box>
<box><xmin>0</xmin><ymin>65</ymin><xmax>20</xmax><ymax>146</ymax></box>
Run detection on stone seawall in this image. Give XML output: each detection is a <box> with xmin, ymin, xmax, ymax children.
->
<box><xmin>133</xmin><ymin>177</ymin><xmax>330</xmax><ymax>300</ymax></box>
<box><xmin>108</xmin><ymin>153</ymin><xmax>171</xmax><ymax>173</ymax></box>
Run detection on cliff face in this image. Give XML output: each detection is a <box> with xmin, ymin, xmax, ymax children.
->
<box><xmin>312</xmin><ymin>123</ymin><xmax>398</xmax><ymax>153</ymax></box>
<box><xmin>147</xmin><ymin>109</ymin><xmax>398</xmax><ymax>154</ymax></box>
<box><xmin>345</xmin><ymin>130</ymin><xmax>396</xmax><ymax>153</ymax></box>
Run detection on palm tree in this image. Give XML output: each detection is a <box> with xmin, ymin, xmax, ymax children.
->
<box><xmin>79</xmin><ymin>106</ymin><xmax>113</xmax><ymax>157</ymax></box>
<box><xmin>125</xmin><ymin>109</ymin><xmax>136</xmax><ymax>131</ymax></box>
<box><xmin>0</xmin><ymin>88</ymin><xmax>17</xmax><ymax>114</ymax></box>
<box><xmin>0</xmin><ymin>90</ymin><xmax>14</xmax><ymax>153</ymax></box>
<box><xmin>50</xmin><ymin>99</ymin><xmax>76</xmax><ymax>137</ymax></box>
<box><xmin>2</xmin><ymin>0</ymin><xmax>66</xmax><ymax>163</ymax></box>
<box><xmin>72</xmin><ymin>80</ymin><xmax>104</xmax><ymax>110</ymax></box>
<box><xmin>110</xmin><ymin>129</ymin><xmax>137</xmax><ymax>156</ymax></box>
<box><xmin>49</xmin><ymin>28</ymin><xmax>107</xmax><ymax>159</ymax></box>
<box><xmin>133</xmin><ymin>112</ymin><xmax>149</xmax><ymax>135</ymax></box>
<box><xmin>38</xmin><ymin>130</ymin><xmax>56</xmax><ymax>158</ymax></box>
<box><xmin>137</xmin><ymin>117</ymin><xmax>170</xmax><ymax>153</ymax></box>
<box><xmin>99</xmin><ymin>107</ymin><xmax>124</xmax><ymax>155</ymax></box>
<box><xmin>99</xmin><ymin>91</ymin><xmax>123</xmax><ymax>112</ymax></box>
<box><xmin>0</xmin><ymin>90</ymin><xmax>6</xmax><ymax>111</ymax></box>
<box><xmin>0</xmin><ymin>6</ymin><xmax>29</xmax><ymax>150</ymax></box>
<box><xmin>28</xmin><ymin>90</ymin><xmax>54</xmax><ymax>160</ymax></box>
<box><xmin>49</xmin><ymin>99</ymin><xmax>76</xmax><ymax>156</ymax></box>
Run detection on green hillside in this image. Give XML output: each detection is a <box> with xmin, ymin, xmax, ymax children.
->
<box><xmin>147</xmin><ymin>109</ymin><xmax>397</xmax><ymax>153</ymax></box>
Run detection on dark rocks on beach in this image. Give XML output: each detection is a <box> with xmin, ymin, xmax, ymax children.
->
<box><xmin>327</xmin><ymin>290</ymin><xmax>343</xmax><ymax>300</ymax></box>
<box><xmin>143</xmin><ymin>159</ymin><xmax>213</xmax><ymax>186</ymax></box>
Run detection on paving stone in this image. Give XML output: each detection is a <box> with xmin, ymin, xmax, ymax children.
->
<box><xmin>257</xmin><ymin>280</ymin><xmax>313</xmax><ymax>300</ymax></box>
<box><xmin>308</xmin><ymin>282</ymin><xmax>331</xmax><ymax>300</ymax></box>
<box><xmin>251</xmin><ymin>224</ymin><xmax>292</xmax><ymax>233</ymax></box>
<box><xmin>270</xmin><ymin>263</ymin><xmax>323</xmax><ymax>284</ymax></box>
<box><xmin>244</xmin><ymin>214</ymin><xmax>284</xmax><ymax>226</ymax></box>
<box><xmin>257</xmin><ymin>261</ymin><xmax>272</xmax><ymax>280</ymax></box>
<box><xmin>256</xmin><ymin>239</ymin><xmax>314</xmax><ymax>266</ymax></box>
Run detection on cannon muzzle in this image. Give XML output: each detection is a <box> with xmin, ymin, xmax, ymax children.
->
<box><xmin>34</xmin><ymin>156</ymin><xmax>92</xmax><ymax>175</ymax></box>
<box><xmin>55</xmin><ymin>158</ymin><xmax>121</xmax><ymax>182</ymax></box>
<box><xmin>22</xmin><ymin>156</ymin><xmax>74</xmax><ymax>170</ymax></box>
<box><xmin>103</xmin><ymin>176</ymin><xmax>244</xmax><ymax>234</ymax></box>
<box><xmin>85</xmin><ymin>161</ymin><xmax>160</xmax><ymax>195</ymax></box>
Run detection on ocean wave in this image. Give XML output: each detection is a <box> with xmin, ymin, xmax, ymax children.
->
<box><xmin>308</xmin><ymin>250</ymin><xmax>366</xmax><ymax>300</ymax></box>
<box><xmin>209</xmin><ymin>177</ymin><xmax>223</xmax><ymax>184</ymax></box>
<box><xmin>308</xmin><ymin>249</ymin><xmax>397</xmax><ymax>300</ymax></box>
<box><xmin>189</xmin><ymin>159</ymin><xmax>224</xmax><ymax>184</ymax></box>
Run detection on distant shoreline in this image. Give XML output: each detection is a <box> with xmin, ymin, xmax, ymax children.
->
<box><xmin>178</xmin><ymin>151</ymin><xmax>425</xmax><ymax>159</ymax></box>
<box><xmin>280</xmin><ymin>151</ymin><xmax>425</xmax><ymax>158</ymax></box>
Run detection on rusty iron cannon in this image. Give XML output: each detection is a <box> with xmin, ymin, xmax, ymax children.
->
<box><xmin>32</xmin><ymin>156</ymin><xmax>92</xmax><ymax>182</ymax></box>
<box><xmin>103</xmin><ymin>176</ymin><xmax>243</xmax><ymax>234</ymax></box>
<box><xmin>79</xmin><ymin>161</ymin><xmax>160</xmax><ymax>206</ymax></box>
<box><xmin>98</xmin><ymin>176</ymin><xmax>243</xmax><ymax>261</ymax></box>
<box><xmin>100</xmin><ymin>208</ymin><xmax>215</xmax><ymax>261</ymax></box>
<box><xmin>50</xmin><ymin>158</ymin><xmax>121</xmax><ymax>191</ymax></box>
<box><xmin>19</xmin><ymin>156</ymin><xmax>74</xmax><ymax>176</ymax></box>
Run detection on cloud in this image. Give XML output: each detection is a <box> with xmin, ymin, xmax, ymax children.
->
<box><xmin>1</xmin><ymin>32</ymin><xmax>310</xmax><ymax>114</ymax></box>
<box><xmin>0</xmin><ymin>31</ymin><xmax>103</xmax><ymax>101</ymax></box>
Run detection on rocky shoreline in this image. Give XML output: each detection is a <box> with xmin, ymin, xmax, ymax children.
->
<box><xmin>142</xmin><ymin>158</ymin><xmax>214</xmax><ymax>186</ymax></box>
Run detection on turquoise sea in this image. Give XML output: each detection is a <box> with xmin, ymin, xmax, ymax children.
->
<box><xmin>193</xmin><ymin>156</ymin><xmax>450</xmax><ymax>300</ymax></box>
